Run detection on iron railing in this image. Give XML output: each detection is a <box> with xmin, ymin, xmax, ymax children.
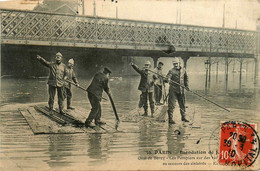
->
<box><xmin>1</xmin><ymin>8</ymin><xmax>259</xmax><ymax>55</ymax></box>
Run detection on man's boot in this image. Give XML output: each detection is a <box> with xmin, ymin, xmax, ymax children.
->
<box><xmin>95</xmin><ymin>120</ymin><xmax>106</xmax><ymax>125</ymax></box>
<box><xmin>151</xmin><ymin>108</ymin><xmax>155</xmax><ymax>118</ymax></box>
<box><xmin>142</xmin><ymin>110</ymin><xmax>148</xmax><ymax>116</ymax></box>
<box><xmin>67</xmin><ymin>106</ymin><xmax>75</xmax><ymax>110</ymax></box>
<box><xmin>151</xmin><ymin>111</ymin><xmax>154</xmax><ymax>118</ymax></box>
<box><xmin>168</xmin><ymin>111</ymin><xmax>175</xmax><ymax>124</ymax></box>
<box><xmin>169</xmin><ymin>119</ymin><xmax>176</xmax><ymax>124</ymax></box>
<box><xmin>85</xmin><ymin>120</ymin><xmax>95</xmax><ymax>128</ymax></box>
<box><xmin>49</xmin><ymin>105</ymin><xmax>53</xmax><ymax>111</ymax></box>
<box><xmin>48</xmin><ymin>105</ymin><xmax>53</xmax><ymax>114</ymax></box>
<box><xmin>181</xmin><ymin>117</ymin><xmax>189</xmax><ymax>122</ymax></box>
<box><xmin>67</xmin><ymin>99</ymin><xmax>75</xmax><ymax>110</ymax></box>
<box><xmin>181</xmin><ymin>112</ymin><xmax>189</xmax><ymax>122</ymax></box>
<box><xmin>59</xmin><ymin>106</ymin><xmax>65</xmax><ymax>115</ymax></box>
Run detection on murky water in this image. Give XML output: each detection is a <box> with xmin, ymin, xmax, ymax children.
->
<box><xmin>0</xmin><ymin>74</ymin><xmax>259</xmax><ymax>170</ymax></box>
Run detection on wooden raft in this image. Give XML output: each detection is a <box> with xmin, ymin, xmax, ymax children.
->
<box><xmin>19</xmin><ymin>105</ymin><xmax>117</xmax><ymax>134</ymax></box>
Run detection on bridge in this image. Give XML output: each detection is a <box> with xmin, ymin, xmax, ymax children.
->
<box><xmin>1</xmin><ymin>8</ymin><xmax>260</xmax><ymax>83</ymax></box>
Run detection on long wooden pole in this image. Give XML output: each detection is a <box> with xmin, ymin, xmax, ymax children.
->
<box><xmin>148</xmin><ymin>69</ymin><xmax>230</xmax><ymax>112</ymax></box>
<box><xmin>107</xmin><ymin>93</ymin><xmax>120</xmax><ymax>121</ymax></box>
<box><xmin>64</xmin><ymin>80</ymin><xmax>108</xmax><ymax>101</ymax></box>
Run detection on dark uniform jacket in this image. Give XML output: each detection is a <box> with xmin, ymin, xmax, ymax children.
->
<box><xmin>166</xmin><ymin>67</ymin><xmax>188</xmax><ymax>94</ymax></box>
<box><xmin>87</xmin><ymin>72</ymin><xmax>109</xmax><ymax>100</ymax></box>
<box><xmin>38</xmin><ymin>57</ymin><xmax>66</xmax><ymax>87</ymax></box>
<box><xmin>64</xmin><ymin>67</ymin><xmax>78</xmax><ymax>89</ymax></box>
<box><xmin>131</xmin><ymin>64</ymin><xmax>157</xmax><ymax>93</ymax></box>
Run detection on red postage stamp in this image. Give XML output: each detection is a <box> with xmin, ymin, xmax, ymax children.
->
<box><xmin>219</xmin><ymin>121</ymin><xmax>259</xmax><ymax>167</ymax></box>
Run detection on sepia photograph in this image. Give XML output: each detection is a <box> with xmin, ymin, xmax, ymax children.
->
<box><xmin>0</xmin><ymin>0</ymin><xmax>260</xmax><ymax>170</ymax></box>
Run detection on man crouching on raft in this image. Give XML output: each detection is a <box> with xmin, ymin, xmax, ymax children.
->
<box><xmin>85</xmin><ymin>67</ymin><xmax>112</xmax><ymax>128</ymax></box>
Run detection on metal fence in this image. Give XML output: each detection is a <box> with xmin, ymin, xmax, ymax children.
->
<box><xmin>1</xmin><ymin>9</ymin><xmax>259</xmax><ymax>55</ymax></box>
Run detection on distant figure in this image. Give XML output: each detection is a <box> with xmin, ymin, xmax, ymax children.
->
<box><xmin>138</xmin><ymin>66</ymin><xmax>146</xmax><ymax>109</ymax></box>
<box><xmin>131</xmin><ymin>61</ymin><xmax>157</xmax><ymax>117</ymax></box>
<box><xmin>154</xmin><ymin>61</ymin><xmax>164</xmax><ymax>105</ymax></box>
<box><xmin>64</xmin><ymin>59</ymin><xmax>79</xmax><ymax>110</ymax></box>
<box><xmin>166</xmin><ymin>58</ymin><xmax>189</xmax><ymax>124</ymax></box>
<box><xmin>36</xmin><ymin>52</ymin><xmax>66</xmax><ymax>114</ymax></box>
<box><xmin>85</xmin><ymin>67</ymin><xmax>112</xmax><ymax>128</ymax></box>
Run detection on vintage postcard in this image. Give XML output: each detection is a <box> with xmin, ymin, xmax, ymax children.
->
<box><xmin>0</xmin><ymin>0</ymin><xmax>259</xmax><ymax>170</ymax></box>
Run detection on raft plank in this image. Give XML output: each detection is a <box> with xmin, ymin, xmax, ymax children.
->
<box><xmin>53</xmin><ymin>107</ymin><xmax>107</xmax><ymax>134</ymax></box>
<box><xmin>34</xmin><ymin>106</ymin><xmax>67</xmax><ymax>125</ymax></box>
<box><xmin>21</xmin><ymin>106</ymin><xmax>85</xmax><ymax>134</ymax></box>
<box><xmin>27</xmin><ymin>107</ymin><xmax>62</xmax><ymax>133</ymax></box>
<box><xmin>65</xmin><ymin>107</ymin><xmax>120</xmax><ymax>133</ymax></box>
<box><xmin>20</xmin><ymin>105</ymin><xmax>122</xmax><ymax>134</ymax></box>
<box><xmin>66</xmin><ymin>107</ymin><xmax>88</xmax><ymax>122</ymax></box>
<box><xmin>19</xmin><ymin>110</ymin><xmax>46</xmax><ymax>134</ymax></box>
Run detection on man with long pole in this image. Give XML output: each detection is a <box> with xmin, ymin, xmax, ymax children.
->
<box><xmin>165</xmin><ymin>58</ymin><xmax>189</xmax><ymax>124</ymax></box>
<box><xmin>85</xmin><ymin>67</ymin><xmax>112</xmax><ymax>128</ymax></box>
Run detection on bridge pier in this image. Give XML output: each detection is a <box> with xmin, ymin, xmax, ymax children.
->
<box><xmin>238</xmin><ymin>58</ymin><xmax>244</xmax><ymax>93</ymax></box>
<box><xmin>180</xmin><ymin>55</ymin><xmax>190</xmax><ymax>105</ymax></box>
<box><xmin>216</xmin><ymin>61</ymin><xmax>219</xmax><ymax>84</ymax></box>
<box><xmin>224</xmin><ymin>57</ymin><xmax>230</xmax><ymax>94</ymax></box>
<box><xmin>152</xmin><ymin>57</ymin><xmax>159</xmax><ymax>68</ymax></box>
<box><xmin>208</xmin><ymin>57</ymin><xmax>212</xmax><ymax>91</ymax></box>
<box><xmin>181</xmin><ymin>55</ymin><xmax>190</xmax><ymax>69</ymax></box>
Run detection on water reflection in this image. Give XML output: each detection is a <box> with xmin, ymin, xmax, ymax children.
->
<box><xmin>47</xmin><ymin>134</ymin><xmax>74</xmax><ymax>167</ymax></box>
<box><xmin>166</xmin><ymin>125</ymin><xmax>185</xmax><ymax>156</ymax></box>
<box><xmin>0</xmin><ymin>75</ymin><xmax>259</xmax><ymax>170</ymax></box>
<box><xmin>138</xmin><ymin>118</ymin><xmax>163</xmax><ymax>158</ymax></box>
<box><xmin>87</xmin><ymin>134</ymin><xmax>103</xmax><ymax>160</ymax></box>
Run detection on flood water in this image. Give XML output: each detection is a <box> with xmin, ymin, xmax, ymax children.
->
<box><xmin>0</xmin><ymin>72</ymin><xmax>259</xmax><ymax>170</ymax></box>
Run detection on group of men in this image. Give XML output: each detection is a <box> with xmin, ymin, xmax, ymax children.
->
<box><xmin>131</xmin><ymin>57</ymin><xmax>189</xmax><ymax>124</ymax></box>
<box><xmin>37</xmin><ymin>52</ymin><xmax>189</xmax><ymax>128</ymax></box>
<box><xmin>37</xmin><ymin>52</ymin><xmax>111</xmax><ymax>128</ymax></box>
<box><xmin>37</xmin><ymin>52</ymin><xmax>79</xmax><ymax>114</ymax></box>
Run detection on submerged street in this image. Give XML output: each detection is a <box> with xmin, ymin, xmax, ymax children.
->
<box><xmin>0</xmin><ymin>72</ymin><xmax>259</xmax><ymax>170</ymax></box>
